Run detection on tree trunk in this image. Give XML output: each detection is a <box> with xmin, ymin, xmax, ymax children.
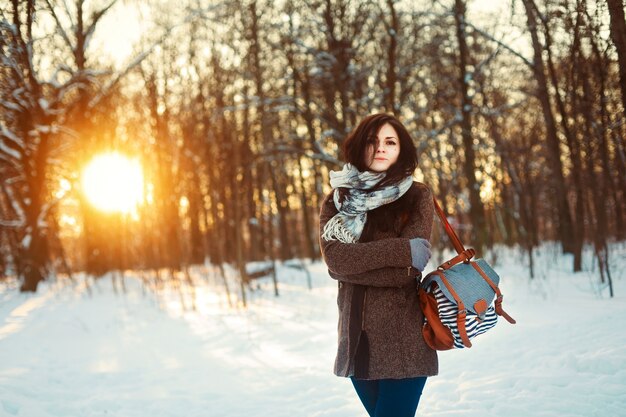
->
<box><xmin>522</xmin><ymin>0</ymin><xmax>575</xmax><ymax>254</ymax></box>
<box><xmin>541</xmin><ymin>2</ymin><xmax>584</xmax><ymax>270</ymax></box>
<box><xmin>283</xmin><ymin>13</ymin><xmax>323</xmax><ymax>261</ymax></box>
<box><xmin>231</xmin><ymin>111</ymin><xmax>248</xmax><ymax>306</ymax></box>
<box><xmin>606</xmin><ymin>0</ymin><xmax>626</xmax><ymax>121</ymax></box>
<box><xmin>588</xmin><ymin>13</ymin><xmax>626</xmax><ymax>240</ymax></box>
<box><xmin>383</xmin><ymin>0</ymin><xmax>399</xmax><ymax>115</ymax></box>
<box><xmin>454</xmin><ymin>0</ymin><xmax>486</xmax><ymax>254</ymax></box>
<box><xmin>12</xmin><ymin>0</ymin><xmax>49</xmax><ymax>292</ymax></box>
<box><xmin>270</xmin><ymin>152</ymin><xmax>293</xmax><ymax>261</ymax></box>
<box><xmin>301</xmin><ymin>70</ymin><xmax>324</xmax><ymax>230</ymax></box>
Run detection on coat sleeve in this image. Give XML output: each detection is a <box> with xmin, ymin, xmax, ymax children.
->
<box><xmin>400</xmin><ymin>184</ymin><xmax>434</xmax><ymax>240</ymax></box>
<box><xmin>323</xmin><ymin>184</ymin><xmax>435</xmax><ymax>288</ymax></box>
<box><xmin>318</xmin><ymin>193</ymin><xmax>413</xmax><ymax>276</ymax></box>
<box><xmin>327</xmin><ymin>267</ymin><xmax>416</xmax><ymax>288</ymax></box>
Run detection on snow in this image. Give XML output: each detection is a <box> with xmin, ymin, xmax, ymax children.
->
<box><xmin>1</xmin><ymin>243</ymin><xmax>625</xmax><ymax>417</ymax></box>
<box><xmin>0</xmin><ymin>101</ymin><xmax>22</xmax><ymax>112</ymax></box>
<box><xmin>19</xmin><ymin>234</ymin><xmax>31</xmax><ymax>250</ymax></box>
<box><xmin>2</xmin><ymin>186</ymin><xmax>25</xmax><ymax>225</ymax></box>
<box><xmin>0</xmin><ymin>126</ymin><xmax>23</xmax><ymax>160</ymax></box>
<box><xmin>0</xmin><ymin>140</ymin><xmax>21</xmax><ymax>161</ymax></box>
<box><xmin>37</xmin><ymin>99</ymin><xmax>49</xmax><ymax>111</ymax></box>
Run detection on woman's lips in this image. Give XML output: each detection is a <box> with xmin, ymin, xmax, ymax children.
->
<box><xmin>374</xmin><ymin>158</ymin><xmax>387</xmax><ymax>161</ymax></box>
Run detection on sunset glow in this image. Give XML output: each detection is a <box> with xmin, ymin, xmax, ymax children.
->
<box><xmin>81</xmin><ymin>152</ymin><xmax>144</xmax><ymax>214</ymax></box>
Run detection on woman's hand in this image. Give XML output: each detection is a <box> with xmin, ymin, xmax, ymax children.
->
<box><xmin>409</xmin><ymin>238</ymin><xmax>432</xmax><ymax>272</ymax></box>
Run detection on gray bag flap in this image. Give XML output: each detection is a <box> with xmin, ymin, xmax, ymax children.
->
<box><xmin>421</xmin><ymin>259</ymin><xmax>499</xmax><ymax>315</ymax></box>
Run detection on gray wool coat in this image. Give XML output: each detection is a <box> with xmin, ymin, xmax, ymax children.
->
<box><xmin>319</xmin><ymin>181</ymin><xmax>438</xmax><ymax>380</ymax></box>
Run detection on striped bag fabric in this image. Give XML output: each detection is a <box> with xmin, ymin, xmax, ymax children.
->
<box><xmin>417</xmin><ymin>196</ymin><xmax>515</xmax><ymax>350</ymax></box>
<box><xmin>431</xmin><ymin>284</ymin><xmax>498</xmax><ymax>349</ymax></box>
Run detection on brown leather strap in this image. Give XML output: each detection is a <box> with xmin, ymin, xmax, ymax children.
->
<box><xmin>470</xmin><ymin>262</ymin><xmax>500</xmax><ymax>294</ymax></box>
<box><xmin>495</xmin><ymin>296</ymin><xmax>517</xmax><ymax>324</ymax></box>
<box><xmin>470</xmin><ymin>262</ymin><xmax>516</xmax><ymax>324</ymax></box>
<box><xmin>434</xmin><ymin>271</ymin><xmax>472</xmax><ymax>348</ymax></box>
<box><xmin>433</xmin><ymin>194</ymin><xmax>516</xmax><ymax>326</ymax></box>
<box><xmin>438</xmin><ymin>248</ymin><xmax>476</xmax><ymax>271</ymax></box>
<box><xmin>432</xmin><ymin>196</ymin><xmax>466</xmax><ymax>255</ymax></box>
<box><xmin>418</xmin><ymin>288</ymin><xmax>455</xmax><ymax>350</ymax></box>
<box><xmin>456</xmin><ymin>308</ymin><xmax>472</xmax><ymax>348</ymax></box>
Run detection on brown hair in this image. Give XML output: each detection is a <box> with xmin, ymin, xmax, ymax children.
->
<box><xmin>342</xmin><ymin>113</ymin><xmax>419</xmax><ymax>190</ymax></box>
<box><xmin>342</xmin><ymin>114</ymin><xmax>422</xmax><ymax>240</ymax></box>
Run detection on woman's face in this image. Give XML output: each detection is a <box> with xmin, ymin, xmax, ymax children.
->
<box><xmin>365</xmin><ymin>123</ymin><xmax>400</xmax><ymax>172</ymax></box>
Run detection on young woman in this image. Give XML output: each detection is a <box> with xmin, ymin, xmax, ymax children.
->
<box><xmin>319</xmin><ymin>113</ymin><xmax>437</xmax><ymax>417</ymax></box>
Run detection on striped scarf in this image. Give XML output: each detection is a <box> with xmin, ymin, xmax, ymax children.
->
<box><xmin>321</xmin><ymin>163</ymin><xmax>413</xmax><ymax>243</ymax></box>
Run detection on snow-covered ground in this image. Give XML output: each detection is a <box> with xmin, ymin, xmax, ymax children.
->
<box><xmin>1</xmin><ymin>242</ymin><xmax>625</xmax><ymax>417</ymax></box>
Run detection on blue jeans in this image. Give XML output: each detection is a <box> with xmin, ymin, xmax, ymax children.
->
<box><xmin>350</xmin><ymin>376</ymin><xmax>427</xmax><ymax>417</ymax></box>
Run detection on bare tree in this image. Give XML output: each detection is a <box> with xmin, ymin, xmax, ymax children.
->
<box><xmin>521</xmin><ymin>0</ymin><xmax>576</xmax><ymax>255</ymax></box>
<box><xmin>606</xmin><ymin>0</ymin><xmax>626</xmax><ymax>120</ymax></box>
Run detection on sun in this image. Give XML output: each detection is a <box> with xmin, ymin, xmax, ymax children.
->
<box><xmin>81</xmin><ymin>152</ymin><xmax>144</xmax><ymax>214</ymax></box>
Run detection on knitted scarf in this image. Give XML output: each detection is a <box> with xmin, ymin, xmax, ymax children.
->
<box><xmin>321</xmin><ymin>163</ymin><xmax>413</xmax><ymax>243</ymax></box>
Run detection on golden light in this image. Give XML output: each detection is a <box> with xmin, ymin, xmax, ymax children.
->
<box><xmin>92</xmin><ymin>3</ymin><xmax>145</xmax><ymax>69</ymax></box>
<box><xmin>55</xmin><ymin>178</ymin><xmax>72</xmax><ymax>199</ymax></box>
<box><xmin>81</xmin><ymin>152</ymin><xmax>144</xmax><ymax>214</ymax></box>
<box><xmin>480</xmin><ymin>177</ymin><xmax>496</xmax><ymax>202</ymax></box>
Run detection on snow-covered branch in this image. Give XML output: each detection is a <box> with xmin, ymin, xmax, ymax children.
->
<box><xmin>465</xmin><ymin>22</ymin><xmax>534</xmax><ymax>69</ymax></box>
<box><xmin>0</xmin><ymin>219</ymin><xmax>25</xmax><ymax>228</ymax></box>
<box><xmin>257</xmin><ymin>144</ymin><xmax>342</xmax><ymax>168</ymax></box>
<box><xmin>2</xmin><ymin>184</ymin><xmax>26</xmax><ymax>225</ymax></box>
<box><xmin>0</xmin><ymin>125</ymin><xmax>24</xmax><ymax>159</ymax></box>
<box><xmin>43</xmin><ymin>0</ymin><xmax>74</xmax><ymax>52</ymax></box>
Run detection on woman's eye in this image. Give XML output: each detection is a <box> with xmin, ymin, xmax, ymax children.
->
<box><xmin>386</xmin><ymin>141</ymin><xmax>397</xmax><ymax>146</ymax></box>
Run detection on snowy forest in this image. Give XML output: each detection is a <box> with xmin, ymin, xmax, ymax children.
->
<box><xmin>1</xmin><ymin>0</ymin><xmax>625</xmax><ymax>298</ymax></box>
<box><xmin>2</xmin><ymin>1</ymin><xmax>626</xmax><ymax>416</ymax></box>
